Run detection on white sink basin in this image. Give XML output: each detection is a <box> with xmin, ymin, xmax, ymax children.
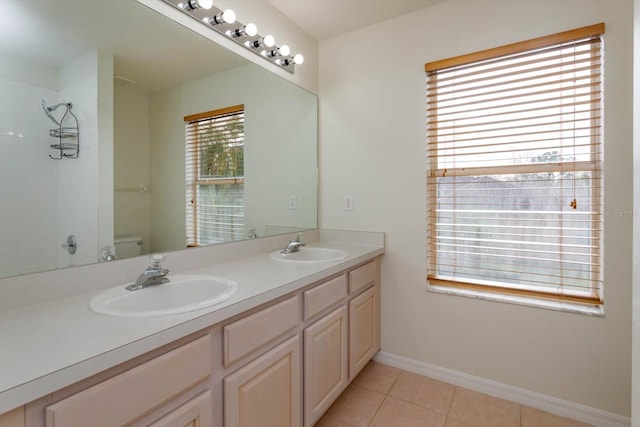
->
<box><xmin>90</xmin><ymin>275</ymin><xmax>237</xmax><ymax>318</ymax></box>
<box><xmin>270</xmin><ymin>247</ymin><xmax>348</xmax><ymax>264</ymax></box>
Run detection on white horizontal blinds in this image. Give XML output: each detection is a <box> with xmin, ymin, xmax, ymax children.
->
<box><xmin>185</xmin><ymin>105</ymin><xmax>245</xmax><ymax>247</ymax></box>
<box><xmin>426</xmin><ymin>24</ymin><xmax>604</xmax><ymax>303</ymax></box>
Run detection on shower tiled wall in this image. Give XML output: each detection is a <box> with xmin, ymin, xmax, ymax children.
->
<box><xmin>0</xmin><ymin>77</ymin><xmax>60</xmax><ymax>277</ymax></box>
<box><xmin>0</xmin><ymin>51</ymin><xmax>104</xmax><ymax>278</ymax></box>
<box><xmin>55</xmin><ymin>51</ymin><xmax>101</xmax><ymax>272</ymax></box>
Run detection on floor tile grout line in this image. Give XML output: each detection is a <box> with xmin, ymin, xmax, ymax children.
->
<box><xmin>382</xmin><ymin>368</ymin><xmax>456</xmax><ymax>422</ymax></box>
<box><xmin>387</xmin><ymin>368</ymin><xmax>402</xmax><ymax>394</ymax></box>
<box><xmin>518</xmin><ymin>403</ymin><xmax>523</xmax><ymax>427</ymax></box>
<box><xmin>442</xmin><ymin>385</ymin><xmax>459</xmax><ymax>427</ymax></box>
<box><xmin>366</xmin><ymin>394</ymin><xmax>388</xmax><ymax>426</ymax></box>
<box><xmin>365</xmin><ymin>367</ymin><xmax>403</xmax><ymax>426</ymax></box>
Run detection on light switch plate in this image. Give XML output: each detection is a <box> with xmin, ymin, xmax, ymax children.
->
<box><xmin>344</xmin><ymin>195</ymin><xmax>353</xmax><ymax>211</ymax></box>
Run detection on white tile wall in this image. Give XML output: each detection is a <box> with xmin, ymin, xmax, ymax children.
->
<box><xmin>0</xmin><ymin>50</ymin><xmax>102</xmax><ymax>276</ymax></box>
<box><xmin>0</xmin><ymin>78</ymin><xmax>60</xmax><ymax>277</ymax></box>
<box><xmin>56</xmin><ymin>55</ymin><xmax>99</xmax><ymax>269</ymax></box>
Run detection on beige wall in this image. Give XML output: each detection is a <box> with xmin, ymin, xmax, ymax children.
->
<box><xmin>113</xmin><ymin>81</ymin><xmax>151</xmax><ymax>254</ymax></box>
<box><xmin>632</xmin><ymin>0</ymin><xmax>639</xmax><ymax>423</ymax></box>
<box><xmin>97</xmin><ymin>50</ymin><xmax>114</xmax><ymax>259</ymax></box>
<box><xmin>148</xmin><ymin>63</ymin><xmax>317</xmax><ymax>252</ymax></box>
<box><xmin>319</xmin><ymin>0</ymin><xmax>633</xmax><ymax>417</ymax></box>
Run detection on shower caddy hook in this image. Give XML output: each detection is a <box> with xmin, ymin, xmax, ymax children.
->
<box><xmin>42</xmin><ymin>100</ymin><xmax>80</xmax><ymax>159</ymax></box>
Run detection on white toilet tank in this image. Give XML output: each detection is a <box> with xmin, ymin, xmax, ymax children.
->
<box><xmin>114</xmin><ymin>235</ymin><xmax>143</xmax><ymax>259</ymax></box>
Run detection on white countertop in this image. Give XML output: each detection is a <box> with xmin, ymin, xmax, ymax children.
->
<box><xmin>0</xmin><ymin>230</ymin><xmax>384</xmax><ymax>413</ymax></box>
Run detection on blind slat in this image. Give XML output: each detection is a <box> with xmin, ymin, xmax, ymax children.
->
<box><xmin>427</xmin><ymin>59</ymin><xmax>600</xmax><ymax>95</ymax></box>
<box><xmin>429</xmin><ymin>102</ymin><xmax>600</xmax><ymax>127</ymax></box>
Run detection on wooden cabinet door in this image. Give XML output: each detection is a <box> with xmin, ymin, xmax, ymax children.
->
<box><xmin>349</xmin><ymin>286</ymin><xmax>379</xmax><ymax>380</ymax></box>
<box><xmin>224</xmin><ymin>335</ymin><xmax>301</xmax><ymax>427</ymax></box>
<box><xmin>303</xmin><ymin>306</ymin><xmax>348</xmax><ymax>427</ymax></box>
<box><xmin>0</xmin><ymin>407</ymin><xmax>25</xmax><ymax>427</ymax></box>
<box><xmin>148</xmin><ymin>391</ymin><xmax>212</xmax><ymax>427</ymax></box>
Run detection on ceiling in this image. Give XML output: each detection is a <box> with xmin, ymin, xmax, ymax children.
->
<box><xmin>267</xmin><ymin>0</ymin><xmax>445</xmax><ymax>40</ymax></box>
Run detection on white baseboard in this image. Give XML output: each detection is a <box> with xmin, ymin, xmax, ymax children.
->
<box><xmin>374</xmin><ymin>351</ymin><xmax>630</xmax><ymax>427</ymax></box>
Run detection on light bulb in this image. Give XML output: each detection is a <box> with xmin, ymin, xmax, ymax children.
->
<box><xmin>280</xmin><ymin>54</ymin><xmax>304</xmax><ymax>67</ymax></box>
<box><xmin>248</xmin><ymin>35</ymin><xmax>276</xmax><ymax>50</ymax></box>
<box><xmin>206</xmin><ymin>9</ymin><xmax>236</xmax><ymax>25</ymax></box>
<box><xmin>230</xmin><ymin>23</ymin><xmax>258</xmax><ymax>38</ymax></box>
<box><xmin>221</xmin><ymin>9</ymin><xmax>236</xmax><ymax>24</ymax></box>
<box><xmin>196</xmin><ymin>0</ymin><xmax>213</xmax><ymax>9</ymax></box>
<box><xmin>182</xmin><ymin>0</ymin><xmax>213</xmax><ymax>10</ymax></box>
<box><xmin>263</xmin><ymin>44</ymin><xmax>291</xmax><ymax>58</ymax></box>
<box><xmin>263</xmin><ymin>35</ymin><xmax>275</xmax><ymax>48</ymax></box>
<box><xmin>245</xmin><ymin>23</ymin><xmax>258</xmax><ymax>37</ymax></box>
<box><xmin>222</xmin><ymin>9</ymin><xmax>236</xmax><ymax>24</ymax></box>
<box><xmin>278</xmin><ymin>45</ymin><xmax>290</xmax><ymax>56</ymax></box>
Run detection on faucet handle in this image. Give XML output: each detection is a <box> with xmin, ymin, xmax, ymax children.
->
<box><xmin>149</xmin><ymin>254</ymin><xmax>166</xmax><ymax>269</ymax></box>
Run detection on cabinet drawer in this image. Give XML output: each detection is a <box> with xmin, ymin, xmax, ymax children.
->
<box><xmin>224</xmin><ymin>295</ymin><xmax>299</xmax><ymax>366</ymax></box>
<box><xmin>304</xmin><ymin>275</ymin><xmax>347</xmax><ymax>321</ymax></box>
<box><xmin>349</xmin><ymin>261</ymin><xmax>377</xmax><ymax>294</ymax></box>
<box><xmin>45</xmin><ymin>335</ymin><xmax>212</xmax><ymax>427</ymax></box>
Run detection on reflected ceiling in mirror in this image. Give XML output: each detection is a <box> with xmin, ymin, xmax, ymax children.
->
<box><xmin>0</xmin><ymin>0</ymin><xmax>246</xmax><ymax>93</ymax></box>
<box><xmin>0</xmin><ymin>0</ymin><xmax>318</xmax><ymax>279</ymax></box>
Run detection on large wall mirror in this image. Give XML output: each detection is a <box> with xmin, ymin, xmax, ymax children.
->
<box><xmin>0</xmin><ymin>0</ymin><xmax>318</xmax><ymax>279</ymax></box>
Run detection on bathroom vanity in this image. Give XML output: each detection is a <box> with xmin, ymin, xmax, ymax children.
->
<box><xmin>0</xmin><ymin>230</ymin><xmax>383</xmax><ymax>427</ymax></box>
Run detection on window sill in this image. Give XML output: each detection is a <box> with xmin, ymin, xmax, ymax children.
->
<box><xmin>426</xmin><ymin>283</ymin><xmax>604</xmax><ymax>317</ymax></box>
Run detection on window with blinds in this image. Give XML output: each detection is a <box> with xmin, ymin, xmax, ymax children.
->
<box><xmin>426</xmin><ymin>24</ymin><xmax>604</xmax><ymax>304</ymax></box>
<box><xmin>185</xmin><ymin>105</ymin><xmax>245</xmax><ymax>246</ymax></box>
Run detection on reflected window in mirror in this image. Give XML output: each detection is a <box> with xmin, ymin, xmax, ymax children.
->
<box><xmin>185</xmin><ymin>105</ymin><xmax>245</xmax><ymax>246</ymax></box>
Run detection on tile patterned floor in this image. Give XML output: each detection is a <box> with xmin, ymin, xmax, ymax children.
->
<box><xmin>314</xmin><ymin>361</ymin><xmax>592</xmax><ymax>427</ymax></box>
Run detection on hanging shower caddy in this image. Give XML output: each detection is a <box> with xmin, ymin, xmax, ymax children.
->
<box><xmin>42</xmin><ymin>100</ymin><xmax>79</xmax><ymax>159</ymax></box>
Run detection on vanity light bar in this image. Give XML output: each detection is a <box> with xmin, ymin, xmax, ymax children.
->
<box><xmin>166</xmin><ymin>0</ymin><xmax>303</xmax><ymax>74</ymax></box>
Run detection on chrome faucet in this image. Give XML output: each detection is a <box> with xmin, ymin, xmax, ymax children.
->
<box><xmin>126</xmin><ymin>254</ymin><xmax>170</xmax><ymax>291</ymax></box>
<box><xmin>281</xmin><ymin>233</ymin><xmax>306</xmax><ymax>254</ymax></box>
